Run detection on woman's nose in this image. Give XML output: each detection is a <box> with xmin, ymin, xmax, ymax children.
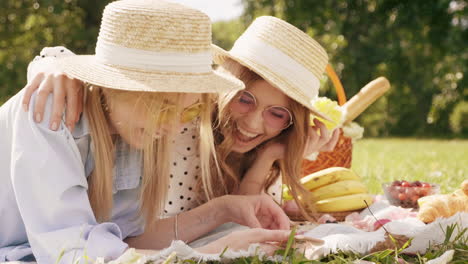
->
<box><xmin>241</xmin><ymin>109</ymin><xmax>264</xmax><ymax>131</ymax></box>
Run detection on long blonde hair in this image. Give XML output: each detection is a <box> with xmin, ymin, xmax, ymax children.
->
<box><xmin>84</xmin><ymin>85</ymin><xmax>217</xmax><ymax>224</ymax></box>
<box><xmin>211</xmin><ymin>59</ymin><xmax>317</xmax><ymax>220</ymax></box>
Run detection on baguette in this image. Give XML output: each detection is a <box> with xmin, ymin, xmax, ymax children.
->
<box><xmin>342</xmin><ymin>77</ymin><xmax>391</xmax><ymax>124</ymax></box>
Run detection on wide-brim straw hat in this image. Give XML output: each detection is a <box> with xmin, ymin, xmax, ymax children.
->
<box><xmin>213</xmin><ymin>16</ymin><xmax>330</xmax><ymax>120</ymax></box>
<box><xmin>57</xmin><ymin>0</ymin><xmax>244</xmax><ymax>93</ymax></box>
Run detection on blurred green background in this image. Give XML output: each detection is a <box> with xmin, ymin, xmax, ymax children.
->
<box><xmin>1</xmin><ymin>0</ymin><xmax>467</xmax><ymax>137</ymax></box>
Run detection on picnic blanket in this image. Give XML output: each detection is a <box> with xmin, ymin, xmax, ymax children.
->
<box><xmin>2</xmin><ymin>204</ymin><xmax>466</xmax><ymax>264</ymax></box>
<box><xmin>147</xmin><ymin>202</ymin><xmax>467</xmax><ymax>263</ymax></box>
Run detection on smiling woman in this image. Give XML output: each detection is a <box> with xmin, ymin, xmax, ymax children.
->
<box><xmin>207</xmin><ymin>16</ymin><xmax>341</xmax><ymax>219</ymax></box>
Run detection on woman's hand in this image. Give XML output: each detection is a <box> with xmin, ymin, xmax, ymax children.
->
<box><xmin>22</xmin><ymin>71</ymin><xmax>84</xmax><ymax>131</ymax></box>
<box><xmin>303</xmin><ymin>119</ymin><xmax>340</xmax><ymax>157</ymax></box>
<box><xmin>196</xmin><ymin>228</ymin><xmax>291</xmax><ymax>255</ymax></box>
<box><xmin>257</xmin><ymin>141</ymin><xmax>286</xmax><ymax>162</ymax></box>
<box><xmin>218</xmin><ymin>194</ymin><xmax>290</xmax><ymax>230</ymax></box>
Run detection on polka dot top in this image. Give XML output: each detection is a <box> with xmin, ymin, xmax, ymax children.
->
<box><xmin>163</xmin><ymin>118</ymin><xmax>201</xmax><ymax>218</ymax></box>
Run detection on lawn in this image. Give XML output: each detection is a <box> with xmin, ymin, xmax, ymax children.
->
<box><xmin>351</xmin><ymin>138</ymin><xmax>468</xmax><ymax>194</ymax></box>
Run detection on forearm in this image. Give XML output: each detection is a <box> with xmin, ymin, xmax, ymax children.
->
<box><xmin>236</xmin><ymin>155</ymin><xmax>276</xmax><ymax>195</ymax></box>
<box><xmin>125</xmin><ymin>197</ymin><xmax>227</xmax><ymax>249</ymax></box>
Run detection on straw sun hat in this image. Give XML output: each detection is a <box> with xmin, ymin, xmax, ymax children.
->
<box><xmin>57</xmin><ymin>0</ymin><xmax>244</xmax><ymax>93</ymax></box>
<box><xmin>214</xmin><ymin>16</ymin><xmax>330</xmax><ymax>120</ymax></box>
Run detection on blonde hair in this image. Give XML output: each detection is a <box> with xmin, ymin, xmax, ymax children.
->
<box><xmin>211</xmin><ymin>59</ymin><xmax>317</xmax><ymax>220</ymax></box>
<box><xmin>85</xmin><ymin>85</ymin><xmax>217</xmax><ymax>224</ymax></box>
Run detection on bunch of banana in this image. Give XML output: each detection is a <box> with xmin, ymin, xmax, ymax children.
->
<box><xmin>283</xmin><ymin>167</ymin><xmax>373</xmax><ymax>212</ymax></box>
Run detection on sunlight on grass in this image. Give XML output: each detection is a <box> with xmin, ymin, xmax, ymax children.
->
<box><xmin>352</xmin><ymin>138</ymin><xmax>468</xmax><ymax>194</ymax></box>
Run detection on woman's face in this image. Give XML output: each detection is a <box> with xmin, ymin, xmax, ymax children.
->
<box><xmin>229</xmin><ymin>80</ymin><xmax>292</xmax><ymax>153</ymax></box>
<box><xmin>107</xmin><ymin>93</ymin><xmax>201</xmax><ymax>149</ymax></box>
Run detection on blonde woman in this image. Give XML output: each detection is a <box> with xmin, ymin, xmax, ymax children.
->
<box><xmin>0</xmin><ymin>1</ymin><xmax>292</xmax><ymax>263</ymax></box>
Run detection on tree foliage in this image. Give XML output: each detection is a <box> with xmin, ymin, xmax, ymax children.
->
<box><xmin>239</xmin><ymin>0</ymin><xmax>467</xmax><ymax>137</ymax></box>
<box><xmin>0</xmin><ymin>0</ymin><xmax>111</xmax><ymax>105</ymax></box>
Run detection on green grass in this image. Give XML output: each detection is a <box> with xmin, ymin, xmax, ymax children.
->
<box><xmin>351</xmin><ymin>138</ymin><xmax>468</xmax><ymax>194</ymax></box>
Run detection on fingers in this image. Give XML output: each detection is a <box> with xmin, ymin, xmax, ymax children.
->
<box><xmin>314</xmin><ymin>119</ymin><xmax>330</xmax><ymax>142</ymax></box>
<box><xmin>244</xmin><ymin>209</ymin><xmax>263</xmax><ymax>229</ymax></box>
<box><xmin>243</xmin><ymin>228</ymin><xmax>291</xmax><ymax>244</ymax></box>
<box><xmin>64</xmin><ymin>79</ymin><xmax>84</xmax><ymax>131</ymax></box>
<box><xmin>25</xmin><ymin>71</ymin><xmax>84</xmax><ymax>131</ymax></box>
<box><xmin>259</xmin><ymin>195</ymin><xmax>290</xmax><ymax>230</ymax></box>
<box><xmin>303</xmin><ymin>127</ymin><xmax>320</xmax><ymax>157</ymax></box>
<box><xmin>22</xmin><ymin>72</ymin><xmax>45</xmax><ymax>112</ymax></box>
<box><xmin>33</xmin><ymin>75</ymin><xmax>54</xmax><ymax>123</ymax></box>
<box><xmin>50</xmin><ymin>76</ymin><xmax>66</xmax><ymax>131</ymax></box>
<box><xmin>321</xmin><ymin>129</ymin><xmax>340</xmax><ymax>152</ymax></box>
<box><xmin>75</xmin><ymin>87</ymin><xmax>84</xmax><ymax>122</ymax></box>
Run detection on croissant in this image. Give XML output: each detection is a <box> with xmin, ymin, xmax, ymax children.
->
<box><xmin>462</xmin><ymin>179</ymin><xmax>468</xmax><ymax>195</ymax></box>
<box><xmin>417</xmin><ymin>186</ymin><xmax>468</xmax><ymax>223</ymax></box>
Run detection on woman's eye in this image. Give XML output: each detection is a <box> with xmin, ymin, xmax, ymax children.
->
<box><xmin>271</xmin><ymin>112</ymin><xmax>285</xmax><ymax>119</ymax></box>
<box><xmin>269</xmin><ymin>108</ymin><xmax>289</xmax><ymax>119</ymax></box>
<box><xmin>239</xmin><ymin>96</ymin><xmax>254</xmax><ymax>105</ymax></box>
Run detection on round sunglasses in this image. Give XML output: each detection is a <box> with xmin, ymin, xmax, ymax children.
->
<box><xmin>230</xmin><ymin>90</ymin><xmax>293</xmax><ymax>130</ymax></box>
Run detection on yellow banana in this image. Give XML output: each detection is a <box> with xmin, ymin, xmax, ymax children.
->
<box><xmin>311</xmin><ymin>180</ymin><xmax>368</xmax><ymax>200</ymax></box>
<box><xmin>301</xmin><ymin>167</ymin><xmax>360</xmax><ymax>191</ymax></box>
<box><xmin>315</xmin><ymin>193</ymin><xmax>373</xmax><ymax>212</ymax></box>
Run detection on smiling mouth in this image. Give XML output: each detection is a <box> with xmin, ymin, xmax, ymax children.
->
<box><xmin>234</xmin><ymin>125</ymin><xmax>261</xmax><ymax>143</ymax></box>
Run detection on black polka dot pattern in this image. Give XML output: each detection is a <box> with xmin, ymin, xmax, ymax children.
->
<box><xmin>163</xmin><ymin>120</ymin><xmax>201</xmax><ymax>217</ymax></box>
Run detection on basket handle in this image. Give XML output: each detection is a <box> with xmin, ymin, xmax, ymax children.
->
<box><xmin>326</xmin><ymin>64</ymin><xmax>347</xmax><ymax>106</ymax></box>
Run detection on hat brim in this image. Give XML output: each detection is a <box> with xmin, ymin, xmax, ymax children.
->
<box><xmin>212</xmin><ymin>45</ymin><xmax>332</xmax><ymax>122</ymax></box>
<box><xmin>57</xmin><ymin>55</ymin><xmax>244</xmax><ymax>94</ymax></box>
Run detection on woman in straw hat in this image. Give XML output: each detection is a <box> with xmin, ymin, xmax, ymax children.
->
<box><xmin>206</xmin><ymin>16</ymin><xmax>341</xmax><ymax>219</ymax></box>
<box><xmin>0</xmin><ymin>1</ymin><xmax>293</xmax><ymax>263</ymax></box>
<box><xmin>23</xmin><ymin>16</ymin><xmax>340</xmax><ymax>220</ymax></box>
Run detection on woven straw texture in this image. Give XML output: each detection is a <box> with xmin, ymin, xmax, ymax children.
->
<box><xmin>57</xmin><ymin>0</ymin><xmax>244</xmax><ymax>93</ymax></box>
<box><xmin>302</xmin><ymin>130</ymin><xmax>353</xmax><ymax>175</ymax></box>
<box><xmin>99</xmin><ymin>0</ymin><xmax>211</xmax><ymax>53</ymax></box>
<box><xmin>249</xmin><ymin>16</ymin><xmax>328</xmax><ymax>80</ymax></box>
<box><xmin>213</xmin><ymin>16</ymin><xmax>330</xmax><ymax>120</ymax></box>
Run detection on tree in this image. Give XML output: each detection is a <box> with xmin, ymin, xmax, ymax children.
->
<box><xmin>242</xmin><ymin>0</ymin><xmax>467</xmax><ymax>137</ymax></box>
<box><xmin>0</xmin><ymin>0</ymin><xmax>111</xmax><ymax>105</ymax></box>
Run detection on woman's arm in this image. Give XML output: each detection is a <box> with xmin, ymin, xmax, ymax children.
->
<box><xmin>235</xmin><ymin>147</ymin><xmax>279</xmax><ymax>195</ymax></box>
<box><xmin>126</xmin><ymin>194</ymin><xmax>290</xmax><ymax>249</ymax></box>
<box><xmin>126</xmin><ymin>196</ymin><xmax>224</xmax><ymax>249</ymax></box>
<box><xmin>9</xmin><ymin>92</ymin><xmax>127</xmax><ymax>263</ymax></box>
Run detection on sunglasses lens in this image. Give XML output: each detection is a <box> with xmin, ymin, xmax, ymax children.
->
<box><xmin>263</xmin><ymin>106</ymin><xmax>292</xmax><ymax>129</ymax></box>
<box><xmin>180</xmin><ymin>103</ymin><xmax>203</xmax><ymax>123</ymax></box>
<box><xmin>231</xmin><ymin>91</ymin><xmax>255</xmax><ymax>113</ymax></box>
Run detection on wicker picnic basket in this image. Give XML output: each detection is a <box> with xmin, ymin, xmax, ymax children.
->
<box><xmin>302</xmin><ymin>64</ymin><xmax>352</xmax><ymax>176</ymax></box>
